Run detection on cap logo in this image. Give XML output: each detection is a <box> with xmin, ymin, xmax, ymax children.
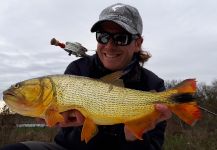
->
<box><xmin>111</xmin><ymin>4</ymin><xmax>124</xmax><ymax>11</ymax></box>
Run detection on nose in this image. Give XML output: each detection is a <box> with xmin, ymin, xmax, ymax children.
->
<box><xmin>104</xmin><ymin>38</ymin><xmax>117</xmax><ymax>50</ymax></box>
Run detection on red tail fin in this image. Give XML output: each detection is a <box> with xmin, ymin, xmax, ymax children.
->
<box><xmin>173</xmin><ymin>79</ymin><xmax>196</xmax><ymax>94</ymax></box>
<box><xmin>169</xmin><ymin>102</ymin><xmax>201</xmax><ymax>126</ymax></box>
<box><xmin>168</xmin><ymin>79</ymin><xmax>201</xmax><ymax>125</ymax></box>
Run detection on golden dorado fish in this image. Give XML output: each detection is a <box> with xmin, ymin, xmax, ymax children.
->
<box><xmin>3</xmin><ymin>71</ymin><xmax>201</xmax><ymax>142</ymax></box>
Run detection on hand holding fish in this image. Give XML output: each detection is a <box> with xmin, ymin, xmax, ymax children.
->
<box><xmin>58</xmin><ymin>110</ymin><xmax>85</xmax><ymax>127</ymax></box>
<box><xmin>36</xmin><ymin>110</ymin><xmax>85</xmax><ymax>127</ymax></box>
<box><xmin>124</xmin><ymin>104</ymin><xmax>172</xmax><ymax>141</ymax></box>
<box><xmin>155</xmin><ymin>104</ymin><xmax>172</xmax><ymax>123</ymax></box>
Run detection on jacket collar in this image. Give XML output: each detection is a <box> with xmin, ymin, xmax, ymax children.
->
<box><xmin>92</xmin><ymin>53</ymin><xmax>142</xmax><ymax>83</ymax></box>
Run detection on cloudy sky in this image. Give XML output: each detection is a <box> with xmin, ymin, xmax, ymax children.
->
<box><xmin>0</xmin><ymin>0</ymin><xmax>217</xmax><ymax>101</ymax></box>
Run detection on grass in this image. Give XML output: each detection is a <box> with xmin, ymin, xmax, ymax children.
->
<box><xmin>163</xmin><ymin>113</ymin><xmax>217</xmax><ymax>150</ymax></box>
<box><xmin>164</xmin><ymin>127</ymin><xmax>217</xmax><ymax>150</ymax></box>
<box><xmin>1</xmin><ymin>118</ymin><xmax>216</xmax><ymax>149</ymax></box>
<box><xmin>0</xmin><ymin>126</ymin><xmax>57</xmax><ymax>147</ymax></box>
<box><xmin>0</xmin><ymin>107</ymin><xmax>216</xmax><ymax>149</ymax></box>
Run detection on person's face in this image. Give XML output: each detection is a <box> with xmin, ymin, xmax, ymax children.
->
<box><xmin>96</xmin><ymin>21</ymin><xmax>142</xmax><ymax>71</ymax></box>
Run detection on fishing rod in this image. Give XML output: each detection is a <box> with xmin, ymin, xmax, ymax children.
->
<box><xmin>199</xmin><ymin>106</ymin><xmax>217</xmax><ymax>116</ymax></box>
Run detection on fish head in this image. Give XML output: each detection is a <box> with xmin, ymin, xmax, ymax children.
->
<box><xmin>3</xmin><ymin>77</ymin><xmax>54</xmax><ymax>117</ymax></box>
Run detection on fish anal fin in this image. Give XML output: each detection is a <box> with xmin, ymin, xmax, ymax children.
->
<box><xmin>125</xmin><ymin>111</ymin><xmax>160</xmax><ymax>140</ymax></box>
<box><xmin>100</xmin><ymin>71</ymin><xmax>124</xmax><ymax>83</ymax></box>
<box><xmin>44</xmin><ymin>107</ymin><xmax>64</xmax><ymax>127</ymax></box>
<box><xmin>81</xmin><ymin>118</ymin><xmax>98</xmax><ymax>143</ymax></box>
<box><xmin>168</xmin><ymin>102</ymin><xmax>201</xmax><ymax>126</ymax></box>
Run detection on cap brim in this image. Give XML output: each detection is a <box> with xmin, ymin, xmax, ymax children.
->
<box><xmin>90</xmin><ymin>19</ymin><xmax>138</xmax><ymax>34</ymax></box>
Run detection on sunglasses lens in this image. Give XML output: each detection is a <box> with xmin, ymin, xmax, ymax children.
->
<box><xmin>96</xmin><ymin>32</ymin><xmax>137</xmax><ymax>46</ymax></box>
<box><xmin>96</xmin><ymin>32</ymin><xmax>110</xmax><ymax>44</ymax></box>
<box><xmin>113</xmin><ymin>34</ymin><xmax>129</xmax><ymax>45</ymax></box>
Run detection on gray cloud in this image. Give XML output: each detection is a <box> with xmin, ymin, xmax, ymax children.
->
<box><xmin>1</xmin><ymin>0</ymin><xmax>217</xmax><ymax>100</ymax></box>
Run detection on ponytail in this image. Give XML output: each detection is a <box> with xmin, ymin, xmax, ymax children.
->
<box><xmin>138</xmin><ymin>50</ymin><xmax>151</xmax><ymax>66</ymax></box>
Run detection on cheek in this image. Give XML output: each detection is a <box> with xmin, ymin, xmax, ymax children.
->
<box><xmin>96</xmin><ymin>43</ymin><xmax>105</xmax><ymax>52</ymax></box>
<box><xmin>129</xmin><ymin>41</ymin><xmax>140</xmax><ymax>53</ymax></box>
<box><xmin>23</xmin><ymin>86</ymin><xmax>41</xmax><ymax>102</ymax></box>
<box><xmin>96</xmin><ymin>44</ymin><xmax>107</xmax><ymax>59</ymax></box>
<box><xmin>96</xmin><ymin>44</ymin><xmax>101</xmax><ymax>53</ymax></box>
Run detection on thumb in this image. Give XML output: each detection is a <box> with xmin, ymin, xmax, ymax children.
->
<box><xmin>155</xmin><ymin>104</ymin><xmax>172</xmax><ymax>123</ymax></box>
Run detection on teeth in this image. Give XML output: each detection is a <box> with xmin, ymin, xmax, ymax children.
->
<box><xmin>105</xmin><ymin>54</ymin><xmax>118</xmax><ymax>58</ymax></box>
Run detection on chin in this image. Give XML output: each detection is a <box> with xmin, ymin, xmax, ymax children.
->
<box><xmin>104</xmin><ymin>63</ymin><xmax>122</xmax><ymax>71</ymax></box>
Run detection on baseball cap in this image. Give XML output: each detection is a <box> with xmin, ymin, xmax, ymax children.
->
<box><xmin>91</xmin><ymin>3</ymin><xmax>143</xmax><ymax>35</ymax></box>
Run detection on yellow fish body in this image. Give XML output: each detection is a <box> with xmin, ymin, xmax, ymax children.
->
<box><xmin>3</xmin><ymin>72</ymin><xmax>201</xmax><ymax>142</ymax></box>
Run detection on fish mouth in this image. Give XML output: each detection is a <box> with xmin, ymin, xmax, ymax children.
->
<box><xmin>3</xmin><ymin>90</ymin><xmax>22</xmax><ymax>104</ymax></box>
<box><xmin>3</xmin><ymin>90</ymin><xmax>16</xmax><ymax>98</ymax></box>
<box><xmin>3</xmin><ymin>90</ymin><xmax>27</xmax><ymax>114</ymax></box>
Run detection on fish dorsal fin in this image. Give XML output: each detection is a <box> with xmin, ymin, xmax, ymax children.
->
<box><xmin>100</xmin><ymin>71</ymin><xmax>125</xmax><ymax>85</ymax></box>
<box><xmin>112</xmin><ymin>79</ymin><xmax>125</xmax><ymax>87</ymax></box>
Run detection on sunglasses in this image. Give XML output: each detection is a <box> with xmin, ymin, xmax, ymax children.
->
<box><xmin>96</xmin><ymin>31</ymin><xmax>138</xmax><ymax>46</ymax></box>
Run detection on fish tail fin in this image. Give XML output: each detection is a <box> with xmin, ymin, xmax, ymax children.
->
<box><xmin>173</xmin><ymin>78</ymin><xmax>196</xmax><ymax>95</ymax></box>
<box><xmin>167</xmin><ymin>79</ymin><xmax>201</xmax><ymax>125</ymax></box>
<box><xmin>168</xmin><ymin>102</ymin><xmax>201</xmax><ymax>126</ymax></box>
<box><xmin>169</xmin><ymin>78</ymin><xmax>196</xmax><ymax>103</ymax></box>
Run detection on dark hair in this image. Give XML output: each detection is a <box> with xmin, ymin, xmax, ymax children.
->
<box><xmin>138</xmin><ymin>50</ymin><xmax>151</xmax><ymax>66</ymax></box>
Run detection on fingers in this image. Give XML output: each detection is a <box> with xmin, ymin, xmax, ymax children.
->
<box><xmin>58</xmin><ymin>110</ymin><xmax>85</xmax><ymax>127</ymax></box>
<box><xmin>124</xmin><ymin>104</ymin><xmax>172</xmax><ymax>141</ymax></box>
<box><xmin>74</xmin><ymin>110</ymin><xmax>85</xmax><ymax>123</ymax></box>
<box><xmin>124</xmin><ymin>126</ymin><xmax>137</xmax><ymax>141</ymax></box>
<box><xmin>155</xmin><ymin>104</ymin><xmax>172</xmax><ymax>123</ymax></box>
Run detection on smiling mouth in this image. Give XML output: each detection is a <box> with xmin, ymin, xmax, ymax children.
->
<box><xmin>104</xmin><ymin>53</ymin><xmax>120</xmax><ymax>58</ymax></box>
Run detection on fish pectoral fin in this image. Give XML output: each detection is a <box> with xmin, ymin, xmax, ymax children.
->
<box><xmin>100</xmin><ymin>71</ymin><xmax>124</xmax><ymax>84</ymax></box>
<box><xmin>125</xmin><ymin>111</ymin><xmax>160</xmax><ymax>140</ymax></box>
<box><xmin>168</xmin><ymin>102</ymin><xmax>201</xmax><ymax>126</ymax></box>
<box><xmin>44</xmin><ymin>107</ymin><xmax>64</xmax><ymax>127</ymax></box>
<box><xmin>81</xmin><ymin>118</ymin><xmax>98</xmax><ymax>143</ymax></box>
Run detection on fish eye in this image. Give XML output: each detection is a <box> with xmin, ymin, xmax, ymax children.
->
<box><xmin>13</xmin><ymin>83</ymin><xmax>20</xmax><ymax>89</ymax></box>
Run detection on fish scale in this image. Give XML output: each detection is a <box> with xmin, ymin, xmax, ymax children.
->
<box><xmin>50</xmin><ymin>75</ymin><xmax>168</xmax><ymax>123</ymax></box>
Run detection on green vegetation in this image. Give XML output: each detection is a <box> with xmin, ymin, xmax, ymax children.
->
<box><xmin>0</xmin><ymin>127</ymin><xmax>57</xmax><ymax>146</ymax></box>
<box><xmin>0</xmin><ymin>80</ymin><xmax>216</xmax><ymax>149</ymax></box>
<box><xmin>163</xmin><ymin>113</ymin><xmax>217</xmax><ymax>150</ymax></box>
